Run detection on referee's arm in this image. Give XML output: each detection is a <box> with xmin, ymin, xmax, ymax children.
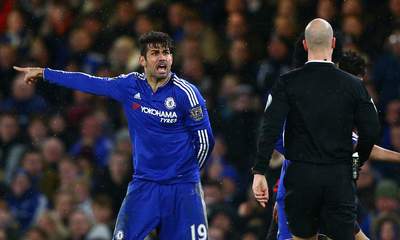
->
<box><xmin>354</xmin><ymin>84</ymin><xmax>380</xmax><ymax>165</ymax></box>
<box><xmin>253</xmin><ymin>78</ymin><xmax>289</xmax><ymax>174</ymax></box>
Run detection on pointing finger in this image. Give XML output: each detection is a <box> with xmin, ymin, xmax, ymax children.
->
<box><xmin>13</xmin><ymin>66</ymin><xmax>27</xmax><ymax>72</ymax></box>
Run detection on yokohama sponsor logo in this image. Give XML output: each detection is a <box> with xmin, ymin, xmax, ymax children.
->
<box><xmin>141</xmin><ymin>106</ymin><xmax>177</xmax><ymax>118</ymax></box>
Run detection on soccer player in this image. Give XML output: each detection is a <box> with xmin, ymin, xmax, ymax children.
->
<box><xmin>14</xmin><ymin>31</ymin><xmax>214</xmax><ymax>240</ymax></box>
<box><xmin>272</xmin><ymin>51</ymin><xmax>400</xmax><ymax>240</ymax></box>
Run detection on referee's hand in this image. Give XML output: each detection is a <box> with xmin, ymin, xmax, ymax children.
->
<box><xmin>252</xmin><ymin>174</ymin><xmax>269</xmax><ymax>208</ymax></box>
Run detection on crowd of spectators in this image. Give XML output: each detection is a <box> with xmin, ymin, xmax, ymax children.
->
<box><xmin>1</xmin><ymin>0</ymin><xmax>400</xmax><ymax>239</ymax></box>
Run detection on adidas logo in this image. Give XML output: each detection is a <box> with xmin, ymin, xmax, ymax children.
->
<box><xmin>134</xmin><ymin>93</ymin><xmax>141</xmax><ymax>100</ymax></box>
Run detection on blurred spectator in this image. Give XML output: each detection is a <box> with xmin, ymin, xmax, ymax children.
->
<box><xmin>113</xmin><ymin>128</ymin><xmax>132</xmax><ymax>157</ymax></box>
<box><xmin>256</xmin><ymin>34</ymin><xmax>291</xmax><ymax>94</ymax></box>
<box><xmin>375</xmin><ymin>180</ymin><xmax>400</xmax><ymax>215</ymax></box>
<box><xmin>5</xmin><ymin>170</ymin><xmax>47</xmax><ymax>233</ymax></box>
<box><xmin>23</xmin><ymin>226</ymin><xmax>48</xmax><ymax>240</ymax></box>
<box><xmin>108</xmin><ymin>36</ymin><xmax>140</xmax><ymax>73</ymax></box>
<box><xmin>92</xmin><ymin>151</ymin><xmax>131</xmax><ymax>215</ymax></box>
<box><xmin>36</xmin><ymin>211</ymin><xmax>68</xmax><ymax>240</ymax></box>
<box><xmin>1</xmin><ymin>10</ymin><xmax>30</xmax><ymax>56</ymax></box>
<box><xmin>183</xmin><ymin>13</ymin><xmax>222</xmax><ymax>64</ymax></box>
<box><xmin>58</xmin><ymin>158</ymin><xmax>79</xmax><ymax>192</ymax></box>
<box><xmin>0</xmin><ymin>113</ymin><xmax>25</xmax><ymax>183</ymax></box>
<box><xmin>73</xmin><ymin>177</ymin><xmax>94</xmax><ymax>219</ymax></box>
<box><xmin>0</xmin><ymin>199</ymin><xmax>18</xmax><ymax>239</ymax></box>
<box><xmin>227</xmin><ymin>39</ymin><xmax>258</xmax><ymax>86</ymax></box>
<box><xmin>51</xmin><ymin>190</ymin><xmax>76</xmax><ymax>230</ymax></box>
<box><xmin>0</xmin><ymin>43</ymin><xmax>17</xmax><ymax>99</ymax></box>
<box><xmin>134</xmin><ymin>12</ymin><xmax>155</xmax><ymax>38</ymax></box>
<box><xmin>373</xmin><ymin>213</ymin><xmax>400</xmax><ymax>240</ymax></box>
<box><xmin>48</xmin><ymin>113</ymin><xmax>75</xmax><ymax>148</ymax></box>
<box><xmin>20</xmin><ymin>149</ymin><xmax>43</xmax><ymax>186</ymax></box>
<box><xmin>28</xmin><ymin>38</ymin><xmax>50</xmax><ymax>67</ymax></box>
<box><xmin>0</xmin><ymin>74</ymin><xmax>47</xmax><ymax>125</ymax></box>
<box><xmin>67</xmin><ymin>27</ymin><xmax>104</xmax><ymax>74</ymax></box>
<box><xmin>373</xmin><ymin>30</ymin><xmax>400</xmax><ymax>112</ymax></box>
<box><xmin>86</xmin><ymin>195</ymin><xmax>113</xmax><ymax>240</ymax></box>
<box><xmin>68</xmin><ymin>210</ymin><xmax>92</xmax><ymax>240</ymax></box>
<box><xmin>316</xmin><ymin>0</ymin><xmax>338</xmax><ymax>28</ymax></box>
<box><xmin>342</xmin><ymin>0</ymin><xmax>363</xmax><ymax>16</ymax></box>
<box><xmin>69</xmin><ymin>114</ymin><xmax>112</xmax><ymax>168</ymax></box>
<box><xmin>27</xmin><ymin>117</ymin><xmax>48</xmax><ymax>148</ymax></box>
<box><xmin>167</xmin><ymin>2</ymin><xmax>187</xmax><ymax>43</ymax></box>
<box><xmin>42</xmin><ymin>2</ymin><xmax>74</xmax><ymax>68</ymax></box>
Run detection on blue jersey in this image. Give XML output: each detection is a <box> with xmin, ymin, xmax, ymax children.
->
<box><xmin>44</xmin><ymin>69</ymin><xmax>214</xmax><ymax>184</ymax></box>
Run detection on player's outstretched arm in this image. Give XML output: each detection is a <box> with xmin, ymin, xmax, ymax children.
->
<box><xmin>14</xmin><ymin>66</ymin><xmax>130</xmax><ymax>102</ymax></box>
<box><xmin>369</xmin><ymin>145</ymin><xmax>400</xmax><ymax>163</ymax></box>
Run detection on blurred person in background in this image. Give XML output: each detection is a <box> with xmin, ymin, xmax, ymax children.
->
<box><xmin>69</xmin><ymin>114</ymin><xmax>112</xmax><ymax>168</ymax></box>
<box><xmin>0</xmin><ymin>43</ymin><xmax>17</xmax><ymax>99</ymax></box>
<box><xmin>26</xmin><ymin>116</ymin><xmax>48</xmax><ymax>148</ymax></box>
<box><xmin>108</xmin><ymin>36</ymin><xmax>140</xmax><ymax>73</ymax></box>
<box><xmin>36</xmin><ymin>211</ymin><xmax>68</xmax><ymax>240</ymax></box>
<box><xmin>57</xmin><ymin>158</ymin><xmax>80</xmax><ymax>192</ymax></box>
<box><xmin>87</xmin><ymin>195</ymin><xmax>113</xmax><ymax>240</ymax></box>
<box><xmin>373</xmin><ymin>29</ymin><xmax>400</xmax><ymax>113</ymax></box>
<box><xmin>5</xmin><ymin>169</ymin><xmax>47</xmax><ymax>234</ymax></box>
<box><xmin>20</xmin><ymin>149</ymin><xmax>43</xmax><ymax>187</ymax></box>
<box><xmin>92</xmin><ymin>151</ymin><xmax>131</xmax><ymax>216</ymax></box>
<box><xmin>72</xmin><ymin>176</ymin><xmax>94</xmax><ymax>219</ymax></box>
<box><xmin>0</xmin><ymin>113</ymin><xmax>25</xmax><ymax>183</ymax></box>
<box><xmin>373</xmin><ymin>213</ymin><xmax>400</xmax><ymax>240</ymax></box>
<box><xmin>50</xmin><ymin>190</ymin><xmax>76</xmax><ymax>232</ymax></box>
<box><xmin>0</xmin><ymin>74</ymin><xmax>47</xmax><ymax>125</ymax></box>
<box><xmin>0</xmin><ymin>199</ymin><xmax>18</xmax><ymax>240</ymax></box>
<box><xmin>68</xmin><ymin>209</ymin><xmax>93</xmax><ymax>240</ymax></box>
<box><xmin>23</xmin><ymin>226</ymin><xmax>48</xmax><ymax>240</ymax></box>
<box><xmin>48</xmin><ymin>113</ymin><xmax>74</xmax><ymax>148</ymax></box>
<box><xmin>256</xmin><ymin>34</ymin><xmax>291</xmax><ymax>95</ymax></box>
<box><xmin>1</xmin><ymin>9</ymin><xmax>31</xmax><ymax>56</ymax></box>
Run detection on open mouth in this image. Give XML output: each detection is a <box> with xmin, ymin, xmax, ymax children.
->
<box><xmin>157</xmin><ymin>63</ymin><xmax>167</xmax><ymax>73</ymax></box>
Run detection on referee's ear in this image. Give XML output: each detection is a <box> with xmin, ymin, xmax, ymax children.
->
<box><xmin>332</xmin><ymin>37</ymin><xmax>336</xmax><ymax>49</ymax></box>
<box><xmin>302</xmin><ymin>39</ymin><xmax>308</xmax><ymax>52</ymax></box>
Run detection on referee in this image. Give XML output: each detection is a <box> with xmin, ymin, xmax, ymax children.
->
<box><xmin>251</xmin><ymin>19</ymin><xmax>380</xmax><ymax>240</ymax></box>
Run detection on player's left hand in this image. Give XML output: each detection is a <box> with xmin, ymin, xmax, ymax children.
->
<box><xmin>252</xmin><ymin>174</ymin><xmax>269</xmax><ymax>208</ymax></box>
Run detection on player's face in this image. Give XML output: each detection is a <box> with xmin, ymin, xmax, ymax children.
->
<box><xmin>142</xmin><ymin>44</ymin><xmax>173</xmax><ymax>81</ymax></box>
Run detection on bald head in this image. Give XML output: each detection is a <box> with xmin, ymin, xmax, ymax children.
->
<box><xmin>304</xmin><ymin>18</ymin><xmax>334</xmax><ymax>52</ymax></box>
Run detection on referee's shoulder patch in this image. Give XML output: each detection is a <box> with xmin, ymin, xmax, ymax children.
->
<box><xmin>190</xmin><ymin>106</ymin><xmax>203</xmax><ymax>121</ymax></box>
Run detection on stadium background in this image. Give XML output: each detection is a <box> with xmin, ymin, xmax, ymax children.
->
<box><xmin>0</xmin><ymin>0</ymin><xmax>400</xmax><ymax>239</ymax></box>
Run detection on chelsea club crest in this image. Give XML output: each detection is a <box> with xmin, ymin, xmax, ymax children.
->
<box><xmin>164</xmin><ymin>97</ymin><xmax>176</xmax><ymax>110</ymax></box>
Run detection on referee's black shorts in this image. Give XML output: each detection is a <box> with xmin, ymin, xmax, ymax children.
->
<box><xmin>283</xmin><ymin>161</ymin><xmax>357</xmax><ymax>240</ymax></box>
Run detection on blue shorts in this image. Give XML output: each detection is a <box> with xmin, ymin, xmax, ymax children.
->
<box><xmin>277</xmin><ymin>159</ymin><xmax>293</xmax><ymax>240</ymax></box>
<box><xmin>277</xmin><ymin>199</ymin><xmax>292</xmax><ymax>240</ymax></box>
<box><xmin>112</xmin><ymin>179</ymin><xmax>208</xmax><ymax>240</ymax></box>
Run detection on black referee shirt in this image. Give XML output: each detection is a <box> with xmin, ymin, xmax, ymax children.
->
<box><xmin>253</xmin><ymin>61</ymin><xmax>380</xmax><ymax>174</ymax></box>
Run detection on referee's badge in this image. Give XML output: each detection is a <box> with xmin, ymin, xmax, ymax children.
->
<box><xmin>164</xmin><ymin>97</ymin><xmax>176</xmax><ymax>110</ymax></box>
<box><xmin>190</xmin><ymin>106</ymin><xmax>204</xmax><ymax>121</ymax></box>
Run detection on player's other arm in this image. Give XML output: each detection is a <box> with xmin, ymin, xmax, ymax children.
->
<box><xmin>354</xmin><ymin>133</ymin><xmax>400</xmax><ymax>163</ymax></box>
<box><xmin>179</xmin><ymin>81</ymin><xmax>215</xmax><ymax>168</ymax></box>
<box><xmin>354</xmin><ymin>82</ymin><xmax>380</xmax><ymax>165</ymax></box>
<box><xmin>14</xmin><ymin>66</ymin><xmax>131</xmax><ymax>102</ymax></box>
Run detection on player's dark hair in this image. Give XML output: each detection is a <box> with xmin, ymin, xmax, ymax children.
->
<box><xmin>339</xmin><ymin>51</ymin><xmax>366</xmax><ymax>77</ymax></box>
<box><xmin>139</xmin><ymin>31</ymin><xmax>174</xmax><ymax>57</ymax></box>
